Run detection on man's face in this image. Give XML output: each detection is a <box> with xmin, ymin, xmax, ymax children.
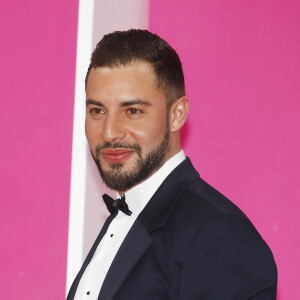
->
<box><xmin>85</xmin><ymin>62</ymin><xmax>171</xmax><ymax>193</ymax></box>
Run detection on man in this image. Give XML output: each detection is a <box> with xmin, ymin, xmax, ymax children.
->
<box><xmin>68</xmin><ymin>29</ymin><xmax>277</xmax><ymax>299</ymax></box>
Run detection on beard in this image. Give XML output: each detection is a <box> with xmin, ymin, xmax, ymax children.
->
<box><xmin>91</xmin><ymin>123</ymin><xmax>170</xmax><ymax>192</ymax></box>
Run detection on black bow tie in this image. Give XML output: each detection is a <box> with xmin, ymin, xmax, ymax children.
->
<box><xmin>102</xmin><ymin>194</ymin><xmax>132</xmax><ymax>216</ymax></box>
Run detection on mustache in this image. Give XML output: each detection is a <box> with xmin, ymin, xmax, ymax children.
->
<box><xmin>95</xmin><ymin>142</ymin><xmax>142</xmax><ymax>159</ymax></box>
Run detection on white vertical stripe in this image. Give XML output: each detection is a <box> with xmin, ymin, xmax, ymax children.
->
<box><xmin>92</xmin><ymin>0</ymin><xmax>149</xmax><ymax>44</ymax></box>
<box><xmin>66</xmin><ymin>0</ymin><xmax>149</xmax><ymax>295</ymax></box>
<box><xmin>66</xmin><ymin>0</ymin><xmax>95</xmax><ymax>294</ymax></box>
<box><xmin>82</xmin><ymin>0</ymin><xmax>150</xmax><ymax>262</ymax></box>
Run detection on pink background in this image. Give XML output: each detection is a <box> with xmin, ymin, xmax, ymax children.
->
<box><xmin>0</xmin><ymin>0</ymin><xmax>78</xmax><ymax>299</ymax></box>
<box><xmin>0</xmin><ymin>1</ymin><xmax>299</xmax><ymax>299</ymax></box>
<box><xmin>150</xmin><ymin>1</ymin><xmax>300</xmax><ymax>299</ymax></box>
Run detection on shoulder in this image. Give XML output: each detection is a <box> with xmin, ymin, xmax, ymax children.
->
<box><xmin>153</xmin><ymin>160</ymin><xmax>277</xmax><ymax>297</ymax></box>
<box><xmin>164</xmin><ymin>176</ymin><xmax>277</xmax><ymax>294</ymax></box>
<box><xmin>167</xmin><ymin>176</ymin><xmax>255</xmax><ymax>233</ymax></box>
<box><xmin>165</xmin><ymin>175</ymin><xmax>277</xmax><ymax>273</ymax></box>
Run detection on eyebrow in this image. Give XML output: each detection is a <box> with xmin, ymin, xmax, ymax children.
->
<box><xmin>86</xmin><ymin>99</ymin><xmax>151</xmax><ymax>107</ymax></box>
<box><xmin>86</xmin><ymin>99</ymin><xmax>104</xmax><ymax>107</ymax></box>
<box><xmin>119</xmin><ymin>99</ymin><xmax>151</xmax><ymax>107</ymax></box>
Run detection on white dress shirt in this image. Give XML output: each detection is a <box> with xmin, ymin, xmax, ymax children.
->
<box><xmin>74</xmin><ymin>150</ymin><xmax>186</xmax><ymax>300</ymax></box>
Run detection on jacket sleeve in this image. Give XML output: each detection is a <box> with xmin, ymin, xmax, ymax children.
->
<box><xmin>179</xmin><ymin>214</ymin><xmax>277</xmax><ymax>299</ymax></box>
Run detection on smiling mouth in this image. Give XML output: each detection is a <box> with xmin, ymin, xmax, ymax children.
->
<box><xmin>101</xmin><ymin>148</ymin><xmax>135</xmax><ymax>163</ymax></box>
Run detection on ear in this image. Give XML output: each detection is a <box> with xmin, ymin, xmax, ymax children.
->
<box><xmin>169</xmin><ymin>96</ymin><xmax>189</xmax><ymax>133</ymax></box>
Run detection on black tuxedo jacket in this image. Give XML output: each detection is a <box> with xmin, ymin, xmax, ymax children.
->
<box><xmin>67</xmin><ymin>158</ymin><xmax>277</xmax><ymax>299</ymax></box>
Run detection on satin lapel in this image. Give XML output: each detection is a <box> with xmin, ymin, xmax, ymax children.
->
<box><xmin>98</xmin><ymin>220</ymin><xmax>152</xmax><ymax>300</ymax></box>
<box><xmin>67</xmin><ymin>212</ymin><xmax>117</xmax><ymax>300</ymax></box>
<box><xmin>98</xmin><ymin>158</ymin><xmax>198</xmax><ymax>299</ymax></box>
<box><xmin>138</xmin><ymin>157</ymin><xmax>199</xmax><ymax>233</ymax></box>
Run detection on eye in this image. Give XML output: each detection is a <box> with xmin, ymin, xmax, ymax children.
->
<box><xmin>127</xmin><ymin>108</ymin><xmax>142</xmax><ymax>115</ymax></box>
<box><xmin>90</xmin><ymin>108</ymin><xmax>104</xmax><ymax>115</ymax></box>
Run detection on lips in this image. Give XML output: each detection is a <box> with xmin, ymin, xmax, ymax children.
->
<box><xmin>101</xmin><ymin>148</ymin><xmax>134</xmax><ymax>163</ymax></box>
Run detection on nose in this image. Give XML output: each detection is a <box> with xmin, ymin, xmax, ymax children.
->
<box><xmin>102</xmin><ymin>114</ymin><xmax>126</xmax><ymax>143</ymax></box>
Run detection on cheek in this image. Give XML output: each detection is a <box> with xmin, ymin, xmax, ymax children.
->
<box><xmin>85</xmin><ymin>120</ymin><xmax>100</xmax><ymax>147</ymax></box>
<box><xmin>128</xmin><ymin>118</ymin><xmax>167</xmax><ymax>148</ymax></box>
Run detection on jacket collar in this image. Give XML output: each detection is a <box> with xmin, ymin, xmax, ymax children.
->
<box><xmin>98</xmin><ymin>157</ymin><xmax>199</xmax><ymax>299</ymax></box>
<box><xmin>68</xmin><ymin>157</ymin><xmax>199</xmax><ymax>300</ymax></box>
<box><xmin>137</xmin><ymin>157</ymin><xmax>199</xmax><ymax>233</ymax></box>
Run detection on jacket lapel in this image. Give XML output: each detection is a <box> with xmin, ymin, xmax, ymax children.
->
<box><xmin>98</xmin><ymin>220</ymin><xmax>152</xmax><ymax>299</ymax></box>
<box><xmin>98</xmin><ymin>158</ymin><xmax>199</xmax><ymax>299</ymax></box>
<box><xmin>67</xmin><ymin>212</ymin><xmax>117</xmax><ymax>300</ymax></box>
<box><xmin>138</xmin><ymin>157</ymin><xmax>199</xmax><ymax>232</ymax></box>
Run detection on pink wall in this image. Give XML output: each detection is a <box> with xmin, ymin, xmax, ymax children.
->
<box><xmin>1</xmin><ymin>1</ymin><xmax>299</xmax><ymax>298</ymax></box>
<box><xmin>0</xmin><ymin>1</ymin><xmax>78</xmax><ymax>299</ymax></box>
<box><xmin>150</xmin><ymin>1</ymin><xmax>300</xmax><ymax>299</ymax></box>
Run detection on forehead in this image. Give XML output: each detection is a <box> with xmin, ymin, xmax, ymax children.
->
<box><xmin>86</xmin><ymin>62</ymin><xmax>162</xmax><ymax>99</ymax></box>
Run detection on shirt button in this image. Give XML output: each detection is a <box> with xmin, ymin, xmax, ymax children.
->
<box><xmin>87</xmin><ymin>291</ymin><xmax>90</xmax><ymax>295</ymax></box>
<box><xmin>110</xmin><ymin>234</ymin><xmax>113</xmax><ymax>237</ymax></box>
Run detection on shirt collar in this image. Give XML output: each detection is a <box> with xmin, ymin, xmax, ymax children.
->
<box><xmin>117</xmin><ymin>150</ymin><xmax>186</xmax><ymax>216</ymax></box>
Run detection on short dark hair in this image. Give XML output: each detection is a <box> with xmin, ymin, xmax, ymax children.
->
<box><xmin>85</xmin><ymin>29</ymin><xmax>185</xmax><ymax>107</ymax></box>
